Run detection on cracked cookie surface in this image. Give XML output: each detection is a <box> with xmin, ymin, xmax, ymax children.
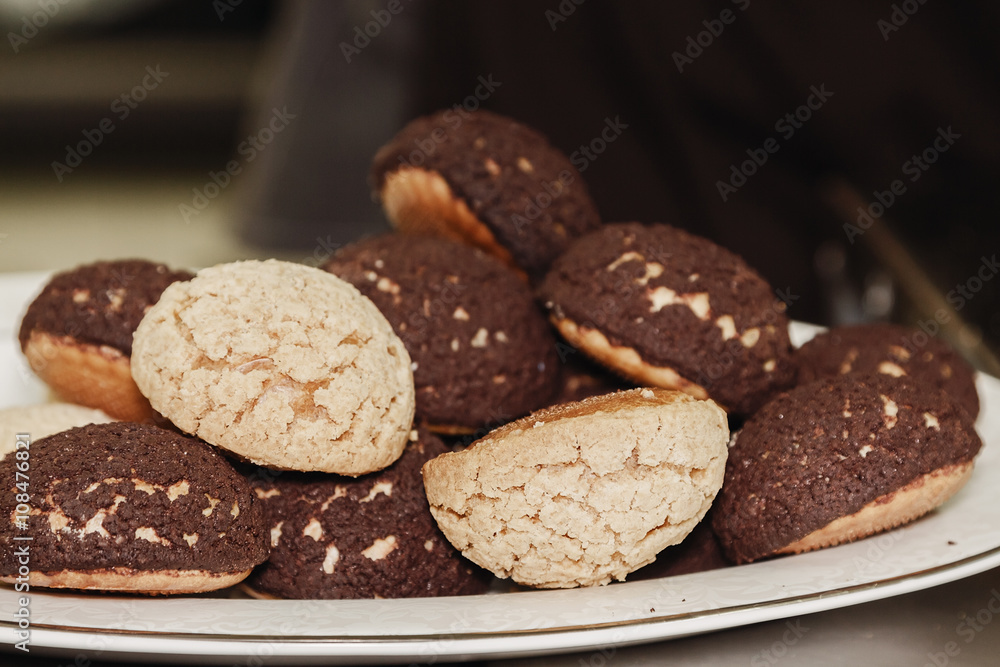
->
<box><xmin>421</xmin><ymin>387</ymin><xmax>729</xmax><ymax>588</ymax></box>
<box><xmin>131</xmin><ymin>259</ymin><xmax>415</xmax><ymax>475</ymax></box>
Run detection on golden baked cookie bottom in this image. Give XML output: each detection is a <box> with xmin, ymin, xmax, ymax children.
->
<box><xmin>550</xmin><ymin>317</ymin><xmax>712</xmax><ymax>404</ymax></box>
<box><xmin>380</xmin><ymin>167</ymin><xmax>521</xmax><ymax>274</ymax></box>
<box><xmin>22</xmin><ymin>331</ymin><xmax>154</xmax><ymax>422</ymax></box>
<box><xmin>1</xmin><ymin>567</ymin><xmax>253</xmax><ymax>595</ymax></box>
<box><xmin>775</xmin><ymin>461</ymin><xmax>975</xmax><ymax>555</ymax></box>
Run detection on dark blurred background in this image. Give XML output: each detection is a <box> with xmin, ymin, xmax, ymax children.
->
<box><xmin>1</xmin><ymin>0</ymin><xmax>998</xmax><ymax>372</ymax></box>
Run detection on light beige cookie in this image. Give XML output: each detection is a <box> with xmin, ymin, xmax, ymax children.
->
<box><xmin>0</xmin><ymin>402</ymin><xmax>114</xmax><ymax>460</ymax></box>
<box><xmin>131</xmin><ymin>259</ymin><xmax>415</xmax><ymax>476</ymax></box>
<box><xmin>421</xmin><ymin>388</ymin><xmax>729</xmax><ymax>588</ymax></box>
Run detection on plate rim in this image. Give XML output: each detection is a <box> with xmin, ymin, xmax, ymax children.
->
<box><xmin>7</xmin><ymin>544</ymin><xmax>1000</xmax><ymax>663</ymax></box>
<box><xmin>1</xmin><ymin>270</ymin><xmax>998</xmax><ymax>663</ymax></box>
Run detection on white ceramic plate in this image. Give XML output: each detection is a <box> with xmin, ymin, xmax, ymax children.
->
<box><xmin>1</xmin><ymin>271</ymin><xmax>999</xmax><ymax>664</ymax></box>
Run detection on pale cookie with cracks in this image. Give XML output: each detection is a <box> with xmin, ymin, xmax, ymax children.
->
<box><xmin>370</xmin><ymin>109</ymin><xmax>601</xmax><ymax>281</ymax></box>
<box><xmin>0</xmin><ymin>422</ymin><xmax>269</xmax><ymax>595</ymax></box>
<box><xmin>131</xmin><ymin>259</ymin><xmax>415</xmax><ymax>475</ymax></box>
<box><xmin>18</xmin><ymin>259</ymin><xmax>194</xmax><ymax>421</ymax></box>
<box><xmin>422</xmin><ymin>387</ymin><xmax>729</xmax><ymax>588</ymax></box>
<box><xmin>539</xmin><ymin>222</ymin><xmax>796</xmax><ymax>415</ymax></box>
<box><xmin>712</xmin><ymin>373</ymin><xmax>982</xmax><ymax>564</ymax></box>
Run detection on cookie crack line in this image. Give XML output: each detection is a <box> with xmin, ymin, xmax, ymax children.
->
<box><xmin>131</xmin><ymin>260</ymin><xmax>417</xmax><ymax>473</ymax></box>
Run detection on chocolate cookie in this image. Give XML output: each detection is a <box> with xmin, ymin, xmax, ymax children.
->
<box><xmin>18</xmin><ymin>259</ymin><xmax>193</xmax><ymax>421</ymax></box>
<box><xmin>323</xmin><ymin>234</ymin><xmax>559</xmax><ymax>434</ymax></box>
<box><xmin>246</xmin><ymin>428</ymin><xmax>490</xmax><ymax>599</ymax></box>
<box><xmin>370</xmin><ymin>109</ymin><xmax>602</xmax><ymax>281</ymax></box>
<box><xmin>422</xmin><ymin>388</ymin><xmax>729</xmax><ymax>588</ymax></box>
<box><xmin>0</xmin><ymin>403</ymin><xmax>114</xmax><ymax>461</ymax></box>
<box><xmin>0</xmin><ymin>422</ymin><xmax>269</xmax><ymax>594</ymax></box>
<box><xmin>131</xmin><ymin>259</ymin><xmax>415</xmax><ymax>476</ymax></box>
<box><xmin>538</xmin><ymin>222</ymin><xmax>796</xmax><ymax>415</ymax></box>
<box><xmin>794</xmin><ymin>322</ymin><xmax>979</xmax><ymax>419</ymax></box>
<box><xmin>712</xmin><ymin>374</ymin><xmax>982</xmax><ymax>564</ymax></box>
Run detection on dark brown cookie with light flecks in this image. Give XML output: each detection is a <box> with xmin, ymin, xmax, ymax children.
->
<box><xmin>794</xmin><ymin>323</ymin><xmax>979</xmax><ymax>419</ymax></box>
<box><xmin>0</xmin><ymin>422</ymin><xmax>269</xmax><ymax>594</ymax></box>
<box><xmin>18</xmin><ymin>259</ymin><xmax>193</xmax><ymax>421</ymax></box>
<box><xmin>538</xmin><ymin>222</ymin><xmax>795</xmax><ymax>415</ymax></box>
<box><xmin>323</xmin><ymin>234</ymin><xmax>560</xmax><ymax>434</ymax></box>
<box><xmin>712</xmin><ymin>374</ymin><xmax>982</xmax><ymax>565</ymax></box>
<box><xmin>370</xmin><ymin>109</ymin><xmax>602</xmax><ymax>281</ymax></box>
<box><xmin>0</xmin><ymin>403</ymin><xmax>114</xmax><ymax>461</ymax></box>
<box><xmin>245</xmin><ymin>428</ymin><xmax>492</xmax><ymax>599</ymax></box>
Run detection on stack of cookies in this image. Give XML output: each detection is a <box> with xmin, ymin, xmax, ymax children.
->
<box><xmin>0</xmin><ymin>109</ymin><xmax>984</xmax><ymax>599</ymax></box>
